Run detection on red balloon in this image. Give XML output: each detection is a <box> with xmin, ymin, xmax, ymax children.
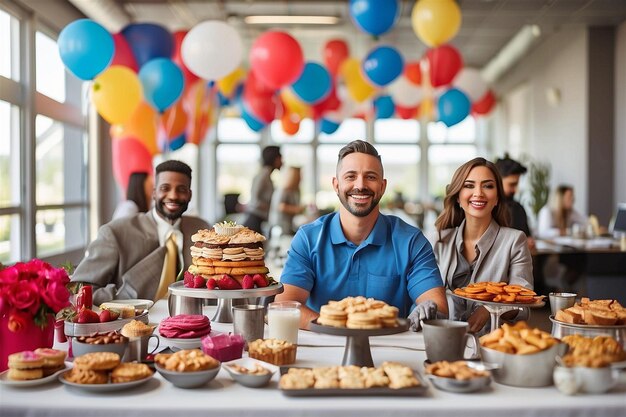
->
<box><xmin>472</xmin><ymin>90</ymin><xmax>496</xmax><ymax>115</ymax></box>
<box><xmin>404</xmin><ymin>61</ymin><xmax>422</xmax><ymax>85</ymax></box>
<box><xmin>250</xmin><ymin>31</ymin><xmax>304</xmax><ymax>90</ymax></box>
<box><xmin>425</xmin><ymin>45</ymin><xmax>463</xmax><ymax>88</ymax></box>
<box><xmin>112</xmin><ymin>137</ymin><xmax>153</xmax><ymax>190</ymax></box>
<box><xmin>395</xmin><ymin>104</ymin><xmax>418</xmax><ymax>119</ymax></box>
<box><xmin>111</xmin><ymin>33</ymin><xmax>138</xmax><ymax>72</ymax></box>
<box><xmin>172</xmin><ymin>31</ymin><xmax>199</xmax><ymax>88</ymax></box>
<box><xmin>243</xmin><ymin>71</ymin><xmax>280</xmax><ymax>123</ymax></box>
<box><xmin>323</xmin><ymin>39</ymin><xmax>349</xmax><ymax>77</ymax></box>
<box><xmin>312</xmin><ymin>83</ymin><xmax>341</xmax><ymax>120</ymax></box>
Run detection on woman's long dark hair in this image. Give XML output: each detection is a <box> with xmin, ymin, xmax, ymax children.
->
<box><xmin>127</xmin><ymin>172</ymin><xmax>150</xmax><ymax>213</ymax></box>
<box><xmin>435</xmin><ymin>157</ymin><xmax>510</xmax><ymax>235</ymax></box>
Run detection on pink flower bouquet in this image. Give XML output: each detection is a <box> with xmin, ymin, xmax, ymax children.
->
<box><xmin>0</xmin><ymin>259</ymin><xmax>71</xmax><ymax>332</ymax></box>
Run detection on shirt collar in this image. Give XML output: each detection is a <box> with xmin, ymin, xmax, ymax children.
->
<box><xmin>454</xmin><ymin>218</ymin><xmax>500</xmax><ymax>255</ymax></box>
<box><xmin>152</xmin><ymin>208</ymin><xmax>182</xmax><ymax>245</ymax></box>
<box><xmin>330</xmin><ymin>212</ymin><xmax>388</xmax><ymax>247</ymax></box>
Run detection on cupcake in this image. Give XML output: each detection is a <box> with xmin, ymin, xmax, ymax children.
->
<box><xmin>213</xmin><ymin>221</ymin><xmax>244</xmax><ymax>236</ymax></box>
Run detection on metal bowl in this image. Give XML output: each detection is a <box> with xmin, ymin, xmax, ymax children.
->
<box><xmin>155</xmin><ymin>363</ymin><xmax>220</xmax><ymax>388</ymax></box>
<box><xmin>427</xmin><ymin>374</ymin><xmax>491</xmax><ymax>393</ymax></box>
<box><xmin>479</xmin><ymin>342</ymin><xmax>568</xmax><ymax>387</ymax></box>
<box><xmin>71</xmin><ymin>337</ymin><xmax>128</xmax><ymax>358</ymax></box>
<box><xmin>550</xmin><ymin>316</ymin><xmax>626</xmax><ymax>348</ymax></box>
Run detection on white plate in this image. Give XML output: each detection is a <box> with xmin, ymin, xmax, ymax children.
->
<box><xmin>104</xmin><ymin>299</ymin><xmax>154</xmax><ymax>310</ymax></box>
<box><xmin>58</xmin><ymin>370</ymin><xmax>153</xmax><ymax>392</ymax></box>
<box><xmin>0</xmin><ymin>362</ymin><xmax>72</xmax><ymax>387</ymax></box>
<box><xmin>223</xmin><ymin>358</ymin><xmax>278</xmax><ymax>388</ymax></box>
<box><xmin>158</xmin><ymin>336</ymin><xmax>202</xmax><ymax>351</ymax></box>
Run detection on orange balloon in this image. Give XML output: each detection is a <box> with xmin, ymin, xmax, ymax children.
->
<box><xmin>404</xmin><ymin>61</ymin><xmax>422</xmax><ymax>85</ymax></box>
<box><xmin>183</xmin><ymin>79</ymin><xmax>214</xmax><ymax>145</ymax></box>
<box><xmin>281</xmin><ymin>112</ymin><xmax>301</xmax><ymax>135</ymax></box>
<box><xmin>112</xmin><ymin>102</ymin><xmax>159</xmax><ymax>156</ymax></box>
<box><xmin>161</xmin><ymin>101</ymin><xmax>188</xmax><ymax>139</ymax></box>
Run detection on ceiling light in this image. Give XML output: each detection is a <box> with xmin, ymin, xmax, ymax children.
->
<box><xmin>244</xmin><ymin>15</ymin><xmax>339</xmax><ymax>25</ymax></box>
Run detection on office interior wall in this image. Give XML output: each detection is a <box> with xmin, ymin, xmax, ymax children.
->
<box><xmin>616</xmin><ymin>21</ymin><xmax>626</xmax><ymax>207</ymax></box>
<box><xmin>494</xmin><ymin>27</ymin><xmax>589</xmax><ymax>218</ymax></box>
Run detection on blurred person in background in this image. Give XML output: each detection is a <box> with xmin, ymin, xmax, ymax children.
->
<box><xmin>112</xmin><ymin>172</ymin><xmax>153</xmax><ymax>220</ymax></box>
<box><xmin>243</xmin><ymin>146</ymin><xmax>283</xmax><ymax>234</ymax></box>
<box><xmin>269</xmin><ymin>166</ymin><xmax>305</xmax><ymax>236</ymax></box>
<box><xmin>537</xmin><ymin>184</ymin><xmax>587</xmax><ymax>239</ymax></box>
<box><xmin>495</xmin><ymin>154</ymin><xmax>535</xmax><ymax>251</ymax></box>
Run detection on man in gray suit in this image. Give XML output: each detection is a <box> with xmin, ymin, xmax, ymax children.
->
<box><xmin>72</xmin><ymin>160</ymin><xmax>210</xmax><ymax>305</ymax></box>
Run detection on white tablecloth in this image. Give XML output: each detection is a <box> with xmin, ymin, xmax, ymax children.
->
<box><xmin>2</xmin><ymin>300</ymin><xmax>625</xmax><ymax>417</ymax></box>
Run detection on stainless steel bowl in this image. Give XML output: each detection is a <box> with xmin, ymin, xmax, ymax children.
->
<box><xmin>479</xmin><ymin>342</ymin><xmax>568</xmax><ymax>387</ymax></box>
<box><xmin>550</xmin><ymin>316</ymin><xmax>626</xmax><ymax>348</ymax></box>
<box><xmin>427</xmin><ymin>374</ymin><xmax>491</xmax><ymax>393</ymax></box>
<box><xmin>168</xmin><ymin>293</ymin><xmax>203</xmax><ymax>316</ymax></box>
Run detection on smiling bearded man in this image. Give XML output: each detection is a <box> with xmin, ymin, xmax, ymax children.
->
<box><xmin>72</xmin><ymin>160</ymin><xmax>209</xmax><ymax>305</ymax></box>
<box><xmin>275</xmin><ymin>140</ymin><xmax>448</xmax><ymax>331</ymax></box>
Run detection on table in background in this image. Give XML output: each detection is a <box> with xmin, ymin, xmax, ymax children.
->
<box><xmin>2</xmin><ymin>301</ymin><xmax>625</xmax><ymax>417</ymax></box>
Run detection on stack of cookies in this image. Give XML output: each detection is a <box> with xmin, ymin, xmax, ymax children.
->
<box><xmin>7</xmin><ymin>349</ymin><xmax>66</xmax><ymax>381</ymax></box>
<box><xmin>317</xmin><ymin>296</ymin><xmax>399</xmax><ymax>329</ymax></box>
<box><xmin>63</xmin><ymin>352</ymin><xmax>152</xmax><ymax>384</ymax></box>
<box><xmin>187</xmin><ymin>225</ymin><xmax>270</xmax><ymax>286</ymax></box>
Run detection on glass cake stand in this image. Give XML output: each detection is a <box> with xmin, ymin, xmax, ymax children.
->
<box><xmin>309</xmin><ymin>319</ymin><xmax>409</xmax><ymax>367</ymax></box>
<box><xmin>168</xmin><ymin>281</ymin><xmax>284</xmax><ymax>323</ymax></box>
<box><xmin>449</xmin><ymin>291</ymin><xmax>545</xmax><ymax>332</ymax></box>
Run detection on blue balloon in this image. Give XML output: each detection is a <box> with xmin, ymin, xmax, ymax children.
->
<box><xmin>349</xmin><ymin>0</ymin><xmax>400</xmax><ymax>36</ymax></box>
<box><xmin>320</xmin><ymin>118</ymin><xmax>340</xmax><ymax>135</ymax></box>
<box><xmin>217</xmin><ymin>91</ymin><xmax>231</xmax><ymax>107</ymax></box>
<box><xmin>121</xmin><ymin>23</ymin><xmax>173</xmax><ymax>68</ymax></box>
<box><xmin>362</xmin><ymin>45</ymin><xmax>404</xmax><ymax>87</ymax></box>
<box><xmin>139</xmin><ymin>58</ymin><xmax>184</xmax><ymax>113</ymax></box>
<box><xmin>169</xmin><ymin>133</ymin><xmax>186</xmax><ymax>151</ymax></box>
<box><xmin>291</xmin><ymin>62</ymin><xmax>332</xmax><ymax>104</ymax></box>
<box><xmin>438</xmin><ymin>88</ymin><xmax>471</xmax><ymax>127</ymax></box>
<box><xmin>58</xmin><ymin>19</ymin><xmax>114</xmax><ymax>80</ymax></box>
<box><xmin>241</xmin><ymin>106</ymin><xmax>266</xmax><ymax>132</ymax></box>
<box><xmin>374</xmin><ymin>95</ymin><xmax>395</xmax><ymax>119</ymax></box>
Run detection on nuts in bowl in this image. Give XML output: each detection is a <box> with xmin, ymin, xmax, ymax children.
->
<box><xmin>154</xmin><ymin>349</ymin><xmax>220</xmax><ymax>388</ymax></box>
<box><xmin>425</xmin><ymin>361</ymin><xmax>492</xmax><ymax>393</ymax></box>
<box><xmin>72</xmin><ymin>332</ymin><xmax>128</xmax><ymax>357</ymax></box>
<box><xmin>224</xmin><ymin>357</ymin><xmax>278</xmax><ymax>388</ymax></box>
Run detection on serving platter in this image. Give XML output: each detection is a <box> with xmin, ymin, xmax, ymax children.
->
<box><xmin>278</xmin><ymin>366</ymin><xmax>428</xmax><ymax>397</ymax></box>
<box><xmin>0</xmin><ymin>362</ymin><xmax>72</xmax><ymax>387</ymax></box>
<box><xmin>64</xmin><ymin>309</ymin><xmax>150</xmax><ymax>337</ymax></box>
<box><xmin>309</xmin><ymin>319</ymin><xmax>409</xmax><ymax>367</ymax></box>
<box><xmin>158</xmin><ymin>336</ymin><xmax>203</xmax><ymax>351</ymax></box>
<box><xmin>58</xmin><ymin>371</ymin><xmax>154</xmax><ymax>392</ymax></box>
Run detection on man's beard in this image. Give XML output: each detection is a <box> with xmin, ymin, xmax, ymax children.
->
<box><xmin>338</xmin><ymin>188</ymin><xmax>380</xmax><ymax>217</ymax></box>
<box><xmin>155</xmin><ymin>199</ymin><xmax>189</xmax><ymax>221</ymax></box>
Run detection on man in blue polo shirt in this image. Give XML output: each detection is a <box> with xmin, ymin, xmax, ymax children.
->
<box><xmin>275</xmin><ymin>140</ymin><xmax>448</xmax><ymax>330</ymax></box>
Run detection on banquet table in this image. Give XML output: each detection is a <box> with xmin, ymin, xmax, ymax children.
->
<box><xmin>2</xmin><ymin>300</ymin><xmax>625</xmax><ymax>417</ymax></box>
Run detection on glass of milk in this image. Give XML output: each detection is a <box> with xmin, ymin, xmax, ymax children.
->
<box><xmin>267</xmin><ymin>301</ymin><xmax>301</xmax><ymax>344</ymax></box>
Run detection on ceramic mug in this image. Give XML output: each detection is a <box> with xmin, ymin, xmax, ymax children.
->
<box><xmin>422</xmin><ymin>319</ymin><xmax>480</xmax><ymax>362</ymax></box>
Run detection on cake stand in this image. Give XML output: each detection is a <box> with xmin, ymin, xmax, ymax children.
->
<box><xmin>449</xmin><ymin>291</ymin><xmax>545</xmax><ymax>332</ymax></box>
<box><xmin>309</xmin><ymin>319</ymin><xmax>409</xmax><ymax>367</ymax></box>
<box><xmin>168</xmin><ymin>281</ymin><xmax>284</xmax><ymax>323</ymax></box>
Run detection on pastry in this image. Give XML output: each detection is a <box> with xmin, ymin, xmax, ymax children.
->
<box><xmin>318</xmin><ymin>297</ymin><xmax>399</xmax><ymax>329</ymax></box>
<box><xmin>8</xmin><ymin>351</ymin><xmax>44</xmax><ymax>369</ymax></box>
<box><xmin>248</xmin><ymin>339</ymin><xmax>297</xmax><ymax>365</ymax></box>
<box><xmin>155</xmin><ymin>349</ymin><xmax>219</xmax><ymax>372</ymax></box>
<box><xmin>346</xmin><ymin>312</ymin><xmax>382</xmax><ymax>329</ymax></box>
<box><xmin>121</xmin><ymin>320</ymin><xmax>155</xmax><ymax>338</ymax></box>
<box><xmin>7</xmin><ymin>368</ymin><xmax>43</xmax><ymax>381</ymax></box>
<box><xmin>34</xmin><ymin>348</ymin><xmax>66</xmax><ymax>368</ymax></box>
<box><xmin>63</xmin><ymin>367</ymin><xmax>108</xmax><ymax>384</ymax></box>
<box><xmin>73</xmin><ymin>352</ymin><xmax>121</xmax><ymax>371</ymax></box>
<box><xmin>111</xmin><ymin>363</ymin><xmax>153</xmax><ymax>383</ymax></box>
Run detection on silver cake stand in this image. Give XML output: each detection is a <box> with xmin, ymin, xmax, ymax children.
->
<box><xmin>449</xmin><ymin>291</ymin><xmax>545</xmax><ymax>332</ymax></box>
<box><xmin>168</xmin><ymin>281</ymin><xmax>284</xmax><ymax>323</ymax></box>
<box><xmin>309</xmin><ymin>319</ymin><xmax>409</xmax><ymax>367</ymax></box>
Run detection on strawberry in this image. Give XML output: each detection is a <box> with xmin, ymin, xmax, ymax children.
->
<box><xmin>76</xmin><ymin>308</ymin><xmax>100</xmax><ymax>324</ymax></box>
<box><xmin>193</xmin><ymin>275</ymin><xmax>206</xmax><ymax>288</ymax></box>
<box><xmin>99</xmin><ymin>309</ymin><xmax>113</xmax><ymax>323</ymax></box>
<box><xmin>108</xmin><ymin>310</ymin><xmax>120</xmax><ymax>321</ymax></box>
<box><xmin>242</xmin><ymin>274</ymin><xmax>254</xmax><ymax>289</ymax></box>
<box><xmin>218</xmin><ymin>274</ymin><xmax>242</xmax><ymax>290</ymax></box>
<box><xmin>206</xmin><ymin>278</ymin><xmax>217</xmax><ymax>290</ymax></box>
<box><xmin>252</xmin><ymin>274</ymin><xmax>269</xmax><ymax>288</ymax></box>
<box><xmin>183</xmin><ymin>271</ymin><xmax>194</xmax><ymax>288</ymax></box>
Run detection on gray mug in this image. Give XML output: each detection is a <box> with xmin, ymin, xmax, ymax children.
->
<box><xmin>232</xmin><ymin>304</ymin><xmax>266</xmax><ymax>345</ymax></box>
<box><xmin>422</xmin><ymin>319</ymin><xmax>480</xmax><ymax>362</ymax></box>
<box><xmin>126</xmin><ymin>334</ymin><xmax>160</xmax><ymax>362</ymax></box>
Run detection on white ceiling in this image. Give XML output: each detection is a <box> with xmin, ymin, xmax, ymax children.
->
<box><xmin>71</xmin><ymin>0</ymin><xmax>626</xmax><ymax>74</ymax></box>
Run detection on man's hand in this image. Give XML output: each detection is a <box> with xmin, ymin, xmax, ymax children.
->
<box><xmin>467</xmin><ymin>306</ymin><xmax>490</xmax><ymax>333</ymax></box>
<box><xmin>408</xmin><ymin>300</ymin><xmax>438</xmax><ymax>332</ymax></box>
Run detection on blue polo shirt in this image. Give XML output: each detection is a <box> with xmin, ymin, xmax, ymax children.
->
<box><xmin>280</xmin><ymin>212</ymin><xmax>443</xmax><ymax>318</ymax></box>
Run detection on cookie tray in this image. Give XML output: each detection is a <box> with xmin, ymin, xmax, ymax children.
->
<box><xmin>64</xmin><ymin>309</ymin><xmax>150</xmax><ymax>337</ymax></box>
<box><xmin>278</xmin><ymin>367</ymin><xmax>429</xmax><ymax>397</ymax></box>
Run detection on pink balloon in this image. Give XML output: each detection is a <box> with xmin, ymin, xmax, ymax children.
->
<box><xmin>112</xmin><ymin>137</ymin><xmax>153</xmax><ymax>190</ymax></box>
<box><xmin>111</xmin><ymin>33</ymin><xmax>138</xmax><ymax>72</ymax></box>
<box><xmin>250</xmin><ymin>31</ymin><xmax>304</xmax><ymax>90</ymax></box>
<box><xmin>425</xmin><ymin>44</ymin><xmax>463</xmax><ymax>88</ymax></box>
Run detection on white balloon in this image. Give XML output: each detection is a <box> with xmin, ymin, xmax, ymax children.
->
<box><xmin>388</xmin><ymin>75</ymin><xmax>423</xmax><ymax>107</ymax></box>
<box><xmin>182</xmin><ymin>21</ymin><xmax>243</xmax><ymax>81</ymax></box>
<box><xmin>452</xmin><ymin>68</ymin><xmax>488</xmax><ymax>102</ymax></box>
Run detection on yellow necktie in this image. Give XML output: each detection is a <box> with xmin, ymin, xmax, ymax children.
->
<box><xmin>156</xmin><ymin>232</ymin><xmax>178</xmax><ymax>300</ymax></box>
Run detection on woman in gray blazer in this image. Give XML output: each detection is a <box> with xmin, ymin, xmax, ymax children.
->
<box><xmin>428</xmin><ymin>157</ymin><xmax>533</xmax><ymax>334</ymax></box>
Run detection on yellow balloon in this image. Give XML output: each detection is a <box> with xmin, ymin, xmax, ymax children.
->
<box><xmin>419</xmin><ymin>97</ymin><xmax>435</xmax><ymax>121</ymax></box>
<box><xmin>340</xmin><ymin>58</ymin><xmax>376</xmax><ymax>103</ymax></box>
<box><xmin>112</xmin><ymin>102</ymin><xmax>159</xmax><ymax>156</ymax></box>
<box><xmin>412</xmin><ymin>0</ymin><xmax>462</xmax><ymax>47</ymax></box>
<box><xmin>217</xmin><ymin>67</ymin><xmax>246</xmax><ymax>97</ymax></box>
<box><xmin>91</xmin><ymin>66</ymin><xmax>141</xmax><ymax>125</ymax></box>
<box><xmin>281</xmin><ymin>89</ymin><xmax>311</xmax><ymax>119</ymax></box>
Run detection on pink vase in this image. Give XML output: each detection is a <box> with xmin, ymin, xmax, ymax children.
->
<box><xmin>0</xmin><ymin>314</ymin><xmax>54</xmax><ymax>371</ymax></box>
